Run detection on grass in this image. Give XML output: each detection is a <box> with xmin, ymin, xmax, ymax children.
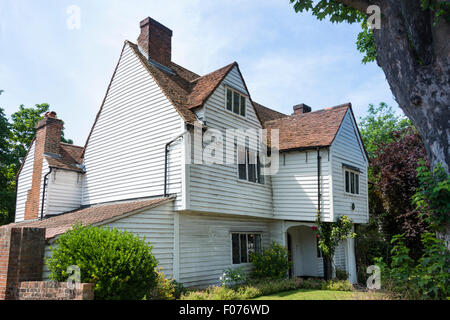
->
<box><xmin>253</xmin><ymin>289</ymin><xmax>388</xmax><ymax>300</ymax></box>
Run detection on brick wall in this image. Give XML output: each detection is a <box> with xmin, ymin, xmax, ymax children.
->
<box><xmin>18</xmin><ymin>281</ymin><xmax>94</xmax><ymax>300</ymax></box>
<box><xmin>0</xmin><ymin>227</ymin><xmax>45</xmax><ymax>300</ymax></box>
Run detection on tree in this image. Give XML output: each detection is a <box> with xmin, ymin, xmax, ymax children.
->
<box><xmin>290</xmin><ymin>0</ymin><xmax>449</xmax><ymax>173</ymax></box>
<box><xmin>359</xmin><ymin>102</ymin><xmax>411</xmax><ymax>159</ymax></box>
<box><xmin>371</xmin><ymin>127</ymin><xmax>430</xmax><ymax>258</ymax></box>
<box><xmin>0</xmin><ymin>103</ymin><xmax>73</xmax><ymax>225</ymax></box>
<box><xmin>313</xmin><ymin>215</ymin><xmax>356</xmax><ymax>280</ymax></box>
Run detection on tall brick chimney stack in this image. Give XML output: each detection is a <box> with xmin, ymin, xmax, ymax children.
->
<box><xmin>137</xmin><ymin>17</ymin><xmax>173</xmax><ymax>67</ymax></box>
<box><xmin>24</xmin><ymin>111</ymin><xmax>63</xmax><ymax>220</ymax></box>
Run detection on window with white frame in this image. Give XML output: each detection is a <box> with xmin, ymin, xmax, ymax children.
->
<box><xmin>226</xmin><ymin>87</ymin><xmax>246</xmax><ymax>117</ymax></box>
<box><xmin>231</xmin><ymin>233</ymin><xmax>262</xmax><ymax>264</ymax></box>
<box><xmin>344</xmin><ymin>168</ymin><xmax>360</xmax><ymax>195</ymax></box>
<box><xmin>237</xmin><ymin>146</ymin><xmax>265</xmax><ymax>184</ymax></box>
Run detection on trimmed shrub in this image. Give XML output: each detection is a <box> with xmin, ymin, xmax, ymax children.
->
<box><xmin>46</xmin><ymin>225</ymin><xmax>159</xmax><ymax>300</ymax></box>
<box><xmin>250</xmin><ymin>242</ymin><xmax>290</xmax><ymax>279</ymax></box>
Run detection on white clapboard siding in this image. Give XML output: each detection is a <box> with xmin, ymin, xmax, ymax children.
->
<box><xmin>15</xmin><ymin>141</ymin><xmax>36</xmax><ymax>222</ymax></box>
<box><xmin>330</xmin><ymin>110</ymin><xmax>369</xmax><ymax>224</ymax></box>
<box><xmin>188</xmin><ymin>66</ymin><xmax>273</xmax><ymax>218</ymax></box>
<box><xmin>82</xmin><ymin>43</ymin><xmax>184</xmax><ymax>208</ymax></box>
<box><xmin>272</xmin><ymin>149</ymin><xmax>332</xmax><ymax>222</ymax></box>
<box><xmin>178</xmin><ymin>213</ymin><xmax>274</xmax><ymax>288</ymax></box>
<box><xmin>45</xmin><ymin>169</ymin><xmax>83</xmax><ymax>216</ymax></box>
<box><xmin>102</xmin><ymin>201</ymin><xmax>175</xmax><ymax>277</ymax></box>
<box><xmin>42</xmin><ymin>244</ymin><xmax>53</xmax><ymax>281</ymax></box>
<box><xmin>42</xmin><ymin>201</ymin><xmax>175</xmax><ymax>280</ymax></box>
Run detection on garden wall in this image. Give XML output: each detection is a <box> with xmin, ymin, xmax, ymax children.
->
<box><xmin>0</xmin><ymin>226</ymin><xmax>94</xmax><ymax>300</ymax></box>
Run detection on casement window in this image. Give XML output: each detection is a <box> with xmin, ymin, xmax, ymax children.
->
<box><xmin>226</xmin><ymin>87</ymin><xmax>246</xmax><ymax>117</ymax></box>
<box><xmin>344</xmin><ymin>169</ymin><xmax>360</xmax><ymax>195</ymax></box>
<box><xmin>231</xmin><ymin>233</ymin><xmax>262</xmax><ymax>264</ymax></box>
<box><xmin>237</xmin><ymin>146</ymin><xmax>265</xmax><ymax>184</ymax></box>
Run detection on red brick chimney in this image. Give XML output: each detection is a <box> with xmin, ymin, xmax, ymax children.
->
<box><xmin>293</xmin><ymin>104</ymin><xmax>312</xmax><ymax>115</ymax></box>
<box><xmin>24</xmin><ymin>111</ymin><xmax>63</xmax><ymax>220</ymax></box>
<box><xmin>137</xmin><ymin>17</ymin><xmax>173</xmax><ymax>67</ymax></box>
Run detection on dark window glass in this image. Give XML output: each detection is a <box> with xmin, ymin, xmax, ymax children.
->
<box><xmin>345</xmin><ymin>171</ymin><xmax>350</xmax><ymax>193</ymax></box>
<box><xmin>226</xmin><ymin>89</ymin><xmax>233</xmax><ymax>111</ymax></box>
<box><xmin>240</xmin><ymin>234</ymin><xmax>248</xmax><ymax>263</ymax></box>
<box><xmin>257</xmin><ymin>155</ymin><xmax>265</xmax><ymax>184</ymax></box>
<box><xmin>350</xmin><ymin>172</ymin><xmax>355</xmax><ymax>194</ymax></box>
<box><xmin>232</xmin><ymin>234</ymin><xmax>240</xmax><ymax>264</ymax></box>
<box><xmin>255</xmin><ymin>234</ymin><xmax>262</xmax><ymax>254</ymax></box>
<box><xmin>240</xmin><ymin>96</ymin><xmax>246</xmax><ymax>116</ymax></box>
<box><xmin>248</xmin><ymin>150</ymin><xmax>256</xmax><ymax>182</ymax></box>
<box><xmin>355</xmin><ymin>174</ymin><xmax>359</xmax><ymax>194</ymax></box>
<box><xmin>248</xmin><ymin>234</ymin><xmax>255</xmax><ymax>261</ymax></box>
<box><xmin>238</xmin><ymin>147</ymin><xmax>247</xmax><ymax>180</ymax></box>
<box><xmin>233</xmin><ymin>92</ymin><xmax>240</xmax><ymax>114</ymax></box>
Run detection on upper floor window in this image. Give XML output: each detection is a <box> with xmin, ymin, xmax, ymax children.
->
<box><xmin>344</xmin><ymin>169</ymin><xmax>359</xmax><ymax>195</ymax></box>
<box><xmin>238</xmin><ymin>146</ymin><xmax>265</xmax><ymax>184</ymax></box>
<box><xmin>226</xmin><ymin>87</ymin><xmax>246</xmax><ymax>117</ymax></box>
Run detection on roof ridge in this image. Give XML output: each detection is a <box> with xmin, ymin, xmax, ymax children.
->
<box><xmin>189</xmin><ymin>62</ymin><xmax>237</xmax><ymax>83</ymax></box>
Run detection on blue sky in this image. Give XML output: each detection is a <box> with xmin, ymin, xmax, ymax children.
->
<box><xmin>0</xmin><ymin>0</ymin><xmax>399</xmax><ymax>146</ymax></box>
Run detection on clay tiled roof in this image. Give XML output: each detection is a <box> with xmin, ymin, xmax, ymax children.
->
<box><xmin>45</xmin><ymin>143</ymin><xmax>85</xmax><ymax>172</ymax></box>
<box><xmin>265</xmin><ymin>103</ymin><xmax>351</xmax><ymax>151</ymax></box>
<box><xmin>253</xmin><ymin>102</ymin><xmax>288</xmax><ymax>125</ymax></box>
<box><xmin>127</xmin><ymin>41</ymin><xmax>236</xmax><ymax>124</ymax></box>
<box><xmin>7</xmin><ymin>198</ymin><xmax>173</xmax><ymax>240</ymax></box>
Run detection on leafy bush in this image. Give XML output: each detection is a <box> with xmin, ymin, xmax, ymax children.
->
<box><xmin>220</xmin><ymin>267</ymin><xmax>247</xmax><ymax>288</ymax></box>
<box><xmin>376</xmin><ymin>233</ymin><xmax>450</xmax><ymax>300</ymax></box>
<box><xmin>335</xmin><ymin>268</ymin><xmax>349</xmax><ymax>281</ymax></box>
<box><xmin>250</xmin><ymin>242</ymin><xmax>290</xmax><ymax>279</ymax></box>
<box><xmin>180</xmin><ymin>278</ymin><xmax>353</xmax><ymax>300</ymax></box>
<box><xmin>148</xmin><ymin>270</ymin><xmax>186</xmax><ymax>300</ymax></box>
<box><xmin>46</xmin><ymin>225</ymin><xmax>159</xmax><ymax>300</ymax></box>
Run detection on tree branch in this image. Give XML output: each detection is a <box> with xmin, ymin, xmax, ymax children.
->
<box><xmin>334</xmin><ymin>0</ymin><xmax>373</xmax><ymax>13</ymax></box>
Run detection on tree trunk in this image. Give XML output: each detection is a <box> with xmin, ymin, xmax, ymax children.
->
<box><xmin>371</xmin><ymin>1</ymin><xmax>450</xmax><ymax>244</ymax></box>
<box><xmin>323</xmin><ymin>254</ymin><xmax>333</xmax><ymax>281</ymax></box>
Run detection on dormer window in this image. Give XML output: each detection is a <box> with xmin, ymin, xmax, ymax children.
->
<box><xmin>226</xmin><ymin>87</ymin><xmax>246</xmax><ymax>117</ymax></box>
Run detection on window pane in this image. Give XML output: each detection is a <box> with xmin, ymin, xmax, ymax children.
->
<box><xmin>238</xmin><ymin>147</ymin><xmax>247</xmax><ymax>180</ymax></box>
<box><xmin>248</xmin><ymin>150</ymin><xmax>256</xmax><ymax>182</ymax></box>
<box><xmin>240</xmin><ymin>96</ymin><xmax>246</xmax><ymax>116</ymax></box>
<box><xmin>248</xmin><ymin>234</ymin><xmax>255</xmax><ymax>261</ymax></box>
<box><xmin>255</xmin><ymin>234</ymin><xmax>262</xmax><ymax>254</ymax></box>
<box><xmin>345</xmin><ymin>171</ymin><xmax>349</xmax><ymax>193</ymax></box>
<box><xmin>350</xmin><ymin>172</ymin><xmax>355</xmax><ymax>194</ymax></box>
<box><xmin>232</xmin><ymin>234</ymin><xmax>240</xmax><ymax>264</ymax></box>
<box><xmin>257</xmin><ymin>155</ymin><xmax>265</xmax><ymax>184</ymax></box>
<box><xmin>233</xmin><ymin>92</ymin><xmax>240</xmax><ymax>114</ymax></box>
<box><xmin>240</xmin><ymin>234</ymin><xmax>248</xmax><ymax>263</ymax></box>
<box><xmin>355</xmin><ymin>174</ymin><xmax>359</xmax><ymax>194</ymax></box>
<box><xmin>226</xmin><ymin>89</ymin><xmax>233</xmax><ymax>111</ymax></box>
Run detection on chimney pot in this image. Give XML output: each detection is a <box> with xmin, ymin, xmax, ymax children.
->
<box><xmin>137</xmin><ymin>17</ymin><xmax>173</xmax><ymax>67</ymax></box>
<box><xmin>293</xmin><ymin>104</ymin><xmax>312</xmax><ymax>115</ymax></box>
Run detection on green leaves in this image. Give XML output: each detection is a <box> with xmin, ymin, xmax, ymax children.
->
<box><xmin>315</xmin><ymin>215</ymin><xmax>355</xmax><ymax>258</ymax></box>
<box><xmin>251</xmin><ymin>242</ymin><xmax>291</xmax><ymax>280</ymax></box>
<box><xmin>46</xmin><ymin>224</ymin><xmax>159</xmax><ymax>300</ymax></box>
<box><xmin>412</xmin><ymin>160</ymin><xmax>450</xmax><ymax>231</ymax></box>
<box><xmin>380</xmin><ymin>232</ymin><xmax>449</xmax><ymax>299</ymax></box>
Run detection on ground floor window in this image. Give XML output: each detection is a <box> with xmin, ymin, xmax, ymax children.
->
<box><xmin>231</xmin><ymin>233</ymin><xmax>262</xmax><ymax>264</ymax></box>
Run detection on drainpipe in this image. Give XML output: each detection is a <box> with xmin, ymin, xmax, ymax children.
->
<box><xmin>164</xmin><ymin>130</ymin><xmax>189</xmax><ymax>198</ymax></box>
<box><xmin>317</xmin><ymin>147</ymin><xmax>321</xmax><ymax>222</ymax></box>
<box><xmin>40</xmin><ymin>167</ymin><xmax>53</xmax><ymax>220</ymax></box>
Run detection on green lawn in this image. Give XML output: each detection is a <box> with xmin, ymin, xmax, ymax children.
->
<box><xmin>252</xmin><ymin>289</ymin><xmax>372</xmax><ymax>300</ymax></box>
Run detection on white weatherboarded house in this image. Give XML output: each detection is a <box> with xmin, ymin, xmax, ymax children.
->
<box><xmin>12</xmin><ymin>17</ymin><xmax>368</xmax><ymax>287</ymax></box>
